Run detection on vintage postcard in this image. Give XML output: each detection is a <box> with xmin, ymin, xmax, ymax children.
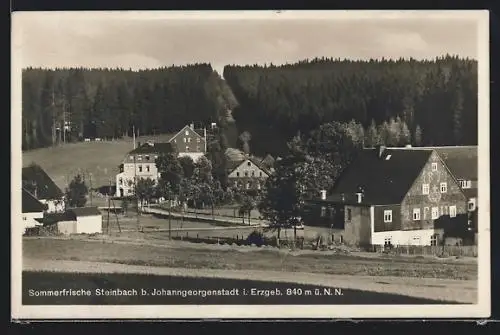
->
<box><xmin>11</xmin><ymin>10</ymin><xmax>490</xmax><ymax>320</ymax></box>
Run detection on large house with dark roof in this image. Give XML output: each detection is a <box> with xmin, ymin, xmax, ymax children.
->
<box><xmin>303</xmin><ymin>145</ymin><xmax>474</xmax><ymax>247</ymax></box>
<box><xmin>22</xmin><ymin>188</ymin><xmax>46</xmax><ymax>232</ymax></box>
<box><xmin>22</xmin><ymin>164</ymin><xmax>65</xmax><ymax>213</ymax></box>
<box><xmin>115</xmin><ymin>123</ymin><xmax>214</xmax><ymax>197</ymax></box>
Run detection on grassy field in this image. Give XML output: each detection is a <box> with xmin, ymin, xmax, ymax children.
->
<box><xmin>22</xmin><ymin>271</ymin><xmax>458</xmax><ymax>305</ymax></box>
<box><xmin>23</xmin><ymin>238</ymin><xmax>477</xmax><ymax>280</ymax></box>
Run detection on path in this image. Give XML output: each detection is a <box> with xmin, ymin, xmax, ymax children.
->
<box><xmin>22</xmin><ymin>258</ymin><xmax>477</xmax><ymax>304</ymax></box>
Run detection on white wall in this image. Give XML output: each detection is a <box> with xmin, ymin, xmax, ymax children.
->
<box><xmin>40</xmin><ymin>199</ymin><xmax>65</xmax><ymax>213</ymax></box>
<box><xmin>57</xmin><ymin>220</ymin><xmax>77</xmax><ymax>235</ymax></box>
<box><xmin>22</xmin><ymin>211</ymin><xmax>43</xmax><ymax>232</ymax></box>
<box><xmin>76</xmin><ymin>215</ymin><xmax>103</xmax><ymax>234</ymax></box>
<box><xmin>371</xmin><ymin>229</ymin><xmax>444</xmax><ymax>246</ymax></box>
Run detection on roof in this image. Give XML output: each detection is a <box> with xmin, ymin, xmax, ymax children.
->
<box><xmin>43</xmin><ymin>211</ymin><xmax>76</xmax><ymax>225</ymax></box>
<box><xmin>129</xmin><ymin>142</ymin><xmax>175</xmax><ymax>155</ymax></box>
<box><xmin>22</xmin><ymin>188</ymin><xmax>47</xmax><ymax>213</ymax></box>
<box><xmin>169</xmin><ymin>125</ymin><xmax>205</xmax><ymax>143</ymax></box>
<box><xmin>227</xmin><ymin>156</ymin><xmax>272</xmax><ymax>176</ymax></box>
<box><xmin>327</xmin><ymin>148</ymin><xmax>433</xmax><ymax>205</ymax></box>
<box><xmin>463</xmin><ymin>188</ymin><xmax>478</xmax><ymax>199</ymax></box>
<box><xmin>22</xmin><ymin>164</ymin><xmax>64</xmax><ymax>200</ymax></box>
<box><xmin>68</xmin><ymin>207</ymin><xmax>102</xmax><ymax>217</ymax></box>
<box><xmin>422</xmin><ymin>146</ymin><xmax>478</xmax><ymax>181</ymax></box>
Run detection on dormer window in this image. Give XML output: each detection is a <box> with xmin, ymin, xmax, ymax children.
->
<box><xmin>145</xmin><ymin>155</ymin><xmax>150</xmax><ymax>161</ymax></box>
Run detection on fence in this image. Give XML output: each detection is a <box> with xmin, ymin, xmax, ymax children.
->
<box><xmin>370</xmin><ymin>245</ymin><xmax>478</xmax><ymax>257</ymax></box>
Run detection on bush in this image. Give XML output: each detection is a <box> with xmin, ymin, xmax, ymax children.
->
<box><xmin>246</xmin><ymin>230</ymin><xmax>265</xmax><ymax>247</ymax></box>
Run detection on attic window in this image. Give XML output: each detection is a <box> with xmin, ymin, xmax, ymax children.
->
<box><xmin>385</xmin><ymin>154</ymin><xmax>392</xmax><ymax>160</ymax></box>
<box><xmin>247</xmin><ymin>162</ymin><xmax>251</xmax><ymax>166</ymax></box>
<box><xmin>185</xmin><ymin>130</ymin><xmax>189</xmax><ymax>136</ymax></box>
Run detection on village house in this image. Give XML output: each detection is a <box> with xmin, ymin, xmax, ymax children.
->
<box><xmin>227</xmin><ymin>156</ymin><xmax>273</xmax><ymax>191</ymax></box>
<box><xmin>22</xmin><ymin>188</ymin><xmax>46</xmax><ymax>233</ymax></box>
<box><xmin>115</xmin><ymin>123</ymin><xmax>214</xmax><ymax>198</ymax></box>
<box><xmin>425</xmin><ymin>146</ymin><xmax>478</xmax><ymax>237</ymax></box>
<box><xmin>303</xmin><ymin>145</ymin><xmax>473</xmax><ymax>247</ymax></box>
<box><xmin>22</xmin><ymin>163</ymin><xmax>65</xmax><ymax>213</ymax></box>
<box><xmin>45</xmin><ymin>207</ymin><xmax>103</xmax><ymax>235</ymax></box>
<box><xmin>115</xmin><ymin>142</ymin><xmax>175</xmax><ymax>197</ymax></box>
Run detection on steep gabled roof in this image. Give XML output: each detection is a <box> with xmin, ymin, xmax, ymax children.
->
<box><xmin>22</xmin><ymin>164</ymin><xmax>64</xmax><ymax>200</ymax></box>
<box><xmin>228</xmin><ymin>157</ymin><xmax>272</xmax><ymax>176</ymax></box>
<box><xmin>22</xmin><ymin>188</ymin><xmax>47</xmax><ymax>213</ymax></box>
<box><xmin>328</xmin><ymin>148</ymin><xmax>433</xmax><ymax>205</ymax></box>
<box><xmin>422</xmin><ymin>146</ymin><xmax>478</xmax><ymax>181</ymax></box>
<box><xmin>169</xmin><ymin>125</ymin><xmax>204</xmax><ymax>144</ymax></box>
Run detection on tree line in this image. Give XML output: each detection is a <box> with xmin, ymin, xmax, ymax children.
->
<box><xmin>22</xmin><ymin>65</ymin><xmax>238</xmax><ymax>150</ymax></box>
<box><xmin>224</xmin><ymin>55</ymin><xmax>478</xmax><ymax>157</ymax></box>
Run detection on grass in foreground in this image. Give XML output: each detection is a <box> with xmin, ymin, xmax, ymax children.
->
<box><xmin>22</xmin><ymin>271</ymin><xmax>460</xmax><ymax>305</ymax></box>
<box><xmin>23</xmin><ymin>239</ymin><xmax>477</xmax><ymax>280</ymax></box>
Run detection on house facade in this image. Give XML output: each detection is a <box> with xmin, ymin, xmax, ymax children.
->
<box><xmin>22</xmin><ymin>164</ymin><xmax>65</xmax><ymax>213</ymax></box>
<box><xmin>303</xmin><ymin>146</ymin><xmax>471</xmax><ymax>247</ymax></box>
<box><xmin>115</xmin><ymin>123</ymin><xmax>211</xmax><ymax>198</ymax></box>
<box><xmin>227</xmin><ymin>157</ymin><xmax>271</xmax><ymax>191</ymax></box>
<box><xmin>48</xmin><ymin>207</ymin><xmax>103</xmax><ymax>235</ymax></box>
<box><xmin>22</xmin><ymin>188</ymin><xmax>46</xmax><ymax>233</ymax></box>
<box><xmin>115</xmin><ymin>142</ymin><xmax>174</xmax><ymax>197</ymax></box>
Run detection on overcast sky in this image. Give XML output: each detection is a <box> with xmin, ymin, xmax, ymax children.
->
<box><xmin>13</xmin><ymin>11</ymin><xmax>482</xmax><ymax>75</ymax></box>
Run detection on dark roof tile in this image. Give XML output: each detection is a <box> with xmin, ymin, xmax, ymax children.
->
<box><xmin>22</xmin><ymin>164</ymin><xmax>63</xmax><ymax>200</ymax></box>
<box><xmin>68</xmin><ymin>207</ymin><xmax>102</xmax><ymax>217</ymax></box>
<box><xmin>22</xmin><ymin>188</ymin><xmax>47</xmax><ymax>213</ymax></box>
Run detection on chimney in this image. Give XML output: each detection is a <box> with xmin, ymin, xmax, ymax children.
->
<box><xmin>356</xmin><ymin>192</ymin><xmax>363</xmax><ymax>203</ymax></box>
<box><xmin>377</xmin><ymin>145</ymin><xmax>386</xmax><ymax>158</ymax></box>
<box><xmin>190</xmin><ymin>123</ymin><xmax>194</xmax><ymax>130</ymax></box>
<box><xmin>320</xmin><ymin>190</ymin><xmax>327</xmax><ymax>200</ymax></box>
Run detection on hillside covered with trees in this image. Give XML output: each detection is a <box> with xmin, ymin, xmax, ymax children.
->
<box><xmin>223</xmin><ymin>55</ymin><xmax>478</xmax><ymax>156</ymax></box>
<box><xmin>21</xmin><ymin>64</ymin><xmax>238</xmax><ymax>150</ymax></box>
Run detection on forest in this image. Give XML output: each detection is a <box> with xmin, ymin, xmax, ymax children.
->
<box><xmin>224</xmin><ymin>55</ymin><xmax>478</xmax><ymax>156</ymax></box>
<box><xmin>22</xmin><ymin>55</ymin><xmax>477</xmax><ymax>157</ymax></box>
<box><xmin>21</xmin><ymin>64</ymin><xmax>238</xmax><ymax>150</ymax></box>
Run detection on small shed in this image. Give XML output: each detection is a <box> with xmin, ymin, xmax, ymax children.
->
<box><xmin>52</xmin><ymin>207</ymin><xmax>103</xmax><ymax>235</ymax></box>
<box><xmin>69</xmin><ymin>207</ymin><xmax>103</xmax><ymax>234</ymax></box>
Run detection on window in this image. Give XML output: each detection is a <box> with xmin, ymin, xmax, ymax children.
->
<box><xmin>245</xmin><ymin>182</ymin><xmax>250</xmax><ymax>189</ymax></box>
<box><xmin>173</xmin><ymin>139</ymin><xmax>177</xmax><ymax>143</ymax></box>
<box><xmin>466</xmin><ymin>180</ymin><xmax>472</xmax><ymax>188</ymax></box>
<box><xmin>461</xmin><ymin>180</ymin><xmax>472</xmax><ymax>189</ymax></box>
<box><xmin>412</xmin><ymin>236</ymin><xmax>421</xmax><ymax>245</ymax></box>
<box><xmin>137</xmin><ymin>156</ymin><xmax>142</xmax><ymax>161</ymax></box>
<box><xmin>23</xmin><ymin>216</ymin><xmax>27</xmax><ymax>221</ymax></box>
<box><xmin>185</xmin><ymin>146</ymin><xmax>190</xmax><ymax>151</ymax></box>
<box><xmin>422</xmin><ymin>184</ymin><xmax>429</xmax><ymax>195</ymax></box>
<box><xmin>244</xmin><ymin>171</ymin><xmax>248</xmax><ymax>177</ymax></box>
<box><xmin>430</xmin><ymin>234</ymin><xmax>439</xmax><ymax>246</ymax></box>
<box><xmin>145</xmin><ymin>155</ymin><xmax>150</xmax><ymax>161</ymax></box>
<box><xmin>259</xmin><ymin>171</ymin><xmax>263</xmax><ymax>177</ymax></box>
<box><xmin>347</xmin><ymin>208</ymin><xmax>352</xmax><ymax>221</ymax></box>
<box><xmin>413</xmin><ymin>208</ymin><xmax>421</xmax><ymax>221</ymax></box>
<box><xmin>251</xmin><ymin>171</ymin><xmax>255</xmax><ymax>177</ymax></box>
<box><xmin>340</xmin><ymin>235</ymin><xmax>344</xmax><ymax>244</ymax></box>
<box><xmin>383</xmin><ymin>210</ymin><xmax>392</xmax><ymax>223</ymax></box>
<box><xmin>440</xmin><ymin>182</ymin><xmax>447</xmax><ymax>193</ymax></box>
<box><xmin>236</xmin><ymin>172</ymin><xmax>240</xmax><ymax>177</ymax></box>
<box><xmin>154</xmin><ymin>155</ymin><xmax>158</xmax><ymax>159</ymax></box>
<box><xmin>197</xmin><ymin>138</ymin><xmax>200</xmax><ymax>143</ymax></box>
<box><xmin>384</xmin><ymin>236</ymin><xmax>392</xmax><ymax>245</ymax></box>
<box><xmin>247</xmin><ymin>162</ymin><xmax>251</xmax><ymax>167</ymax></box>
<box><xmin>468</xmin><ymin>199</ymin><xmax>476</xmax><ymax>211</ymax></box>
<box><xmin>432</xmin><ymin>162</ymin><xmax>438</xmax><ymax>171</ymax></box>
<box><xmin>257</xmin><ymin>182</ymin><xmax>261</xmax><ymax>190</ymax></box>
<box><xmin>183</xmin><ymin>138</ymin><xmax>187</xmax><ymax>143</ymax></box>
<box><xmin>146</xmin><ymin>165</ymin><xmax>150</xmax><ymax>172</ymax></box>
<box><xmin>185</xmin><ymin>130</ymin><xmax>189</xmax><ymax>136</ymax></box>
<box><xmin>449</xmin><ymin>205</ymin><xmax>457</xmax><ymax>218</ymax></box>
<box><xmin>320</xmin><ymin>206</ymin><xmax>326</xmax><ymax>217</ymax></box>
<box><xmin>431</xmin><ymin>207</ymin><xmax>439</xmax><ymax>220</ymax></box>
<box><xmin>138</xmin><ymin>165</ymin><xmax>142</xmax><ymax>172</ymax></box>
<box><xmin>119</xmin><ymin>178</ymin><xmax>123</xmax><ymax>185</ymax></box>
<box><xmin>329</xmin><ymin>208</ymin><xmax>335</xmax><ymax>218</ymax></box>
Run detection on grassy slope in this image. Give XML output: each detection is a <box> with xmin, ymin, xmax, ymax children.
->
<box><xmin>21</xmin><ymin>135</ymin><xmax>171</xmax><ymax>191</ymax></box>
<box><xmin>23</xmin><ymin>238</ymin><xmax>477</xmax><ymax>280</ymax></box>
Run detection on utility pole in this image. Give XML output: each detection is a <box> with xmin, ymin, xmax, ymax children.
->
<box><xmin>51</xmin><ymin>89</ymin><xmax>56</xmax><ymax>146</ymax></box>
<box><xmin>63</xmin><ymin>99</ymin><xmax>66</xmax><ymax>144</ymax></box>
<box><xmin>134</xmin><ymin>152</ymin><xmax>140</xmax><ymax>231</ymax></box>
<box><xmin>89</xmin><ymin>173</ymin><xmax>93</xmax><ymax>206</ymax></box>
<box><xmin>107</xmin><ymin>178</ymin><xmax>111</xmax><ymax>234</ymax></box>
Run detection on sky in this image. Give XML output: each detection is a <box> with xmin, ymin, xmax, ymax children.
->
<box><xmin>13</xmin><ymin>11</ymin><xmax>483</xmax><ymax>76</ymax></box>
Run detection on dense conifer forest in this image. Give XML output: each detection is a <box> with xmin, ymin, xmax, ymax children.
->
<box><xmin>22</xmin><ymin>55</ymin><xmax>477</xmax><ymax>157</ymax></box>
<box><xmin>225</xmin><ymin>55</ymin><xmax>477</xmax><ymax>156</ymax></box>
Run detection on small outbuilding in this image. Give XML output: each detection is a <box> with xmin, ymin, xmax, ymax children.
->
<box><xmin>53</xmin><ymin>207</ymin><xmax>103</xmax><ymax>235</ymax></box>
